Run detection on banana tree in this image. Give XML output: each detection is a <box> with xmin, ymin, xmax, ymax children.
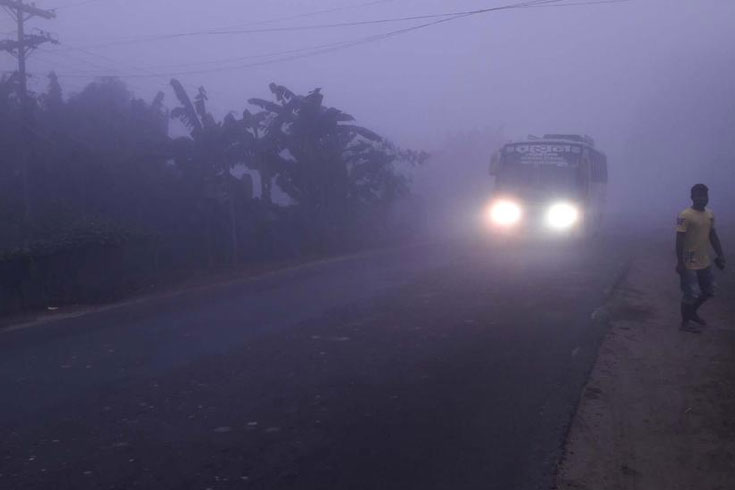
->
<box><xmin>233</xmin><ymin>108</ymin><xmax>286</xmax><ymax>205</ymax></box>
<box><xmin>170</xmin><ymin>78</ymin><xmax>250</xmax><ymax>265</ymax></box>
<box><xmin>248</xmin><ymin>83</ymin><xmax>427</xmax><ymax>249</ymax></box>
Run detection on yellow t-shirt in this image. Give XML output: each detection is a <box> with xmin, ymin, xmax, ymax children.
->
<box><xmin>676</xmin><ymin>207</ymin><xmax>715</xmax><ymax>270</ymax></box>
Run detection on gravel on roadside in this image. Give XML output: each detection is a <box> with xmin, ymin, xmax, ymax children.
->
<box><xmin>556</xmin><ymin>240</ymin><xmax>735</xmax><ymax>490</ymax></box>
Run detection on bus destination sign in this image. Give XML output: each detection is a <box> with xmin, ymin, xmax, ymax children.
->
<box><xmin>504</xmin><ymin>143</ymin><xmax>581</xmax><ymax>166</ymax></box>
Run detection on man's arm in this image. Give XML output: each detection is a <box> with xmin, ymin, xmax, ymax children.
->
<box><xmin>710</xmin><ymin>228</ymin><xmax>726</xmax><ymax>269</ymax></box>
<box><xmin>676</xmin><ymin>231</ymin><xmax>686</xmax><ymax>274</ymax></box>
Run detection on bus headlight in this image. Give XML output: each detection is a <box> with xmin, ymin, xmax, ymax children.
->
<box><xmin>489</xmin><ymin>199</ymin><xmax>523</xmax><ymax>226</ymax></box>
<box><xmin>546</xmin><ymin>202</ymin><xmax>580</xmax><ymax>229</ymax></box>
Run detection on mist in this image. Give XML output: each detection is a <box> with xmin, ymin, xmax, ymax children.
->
<box><xmin>4</xmin><ymin>2</ymin><xmax>735</xmax><ymax>488</ymax></box>
<box><xmin>2</xmin><ymin>0</ymin><xmax>732</xmax><ymax>224</ymax></box>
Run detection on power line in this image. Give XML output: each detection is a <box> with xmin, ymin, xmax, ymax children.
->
<box><xmin>63</xmin><ymin>0</ymin><xmax>623</xmax><ymax>78</ymax></box>
<box><xmin>78</xmin><ymin>12</ymin><xmax>461</xmax><ymax>50</ymax></box>
<box><xmin>55</xmin><ymin>20</ymin><xmax>412</xmax><ymax>72</ymax></box>
<box><xmin>40</xmin><ymin>3</ymin><xmax>409</xmax><ymax>72</ymax></box>
<box><xmin>51</xmin><ymin>0</ymin><xmax>392</xmax><ymax>15</ymax></box>
<box><xmin>69</xmin><ymin>0</ymin><xmax>594</xmax><ymax>50</ymax></box>
<box><xmin>48</xmin><ymin>0</ymin><xmax>111</xmax><ymax>10</ymax></box>
<box><xmin>32</xmin><ymin>0</ymin><xmax>400</xmax><ymax>96</ymax></box>
<box><xmin>15</xmin><ymin>0</ymin><xmax>628</xmax><ymax>82</ymax></box>
<box><xmin>56</xmin><ymin>0</ymin><xmax>395</xmax><ymax>46</ymax></box>
<box><xmin>212</xmin><ymin>0</ymin><xmax>397</xmax><ymax>29</ymax></box>
<box><xmin>35</xmin><ymin>16</ymin><xmax>477</xmax><ymax>79</ymax></box>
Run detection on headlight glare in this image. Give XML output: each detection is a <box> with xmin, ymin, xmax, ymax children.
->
<box><xmin>489</xmin><ymin>199</ymin><xmax>522</xmax><ymax>226</ymax></box>
<box><xmin>546</xmin><ymin>202</ymin><xmax>579</xmax><ymax>229</ymax></box>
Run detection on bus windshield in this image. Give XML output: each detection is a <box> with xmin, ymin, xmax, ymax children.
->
<box><xmin>495</xmin><ymin>142</ymin><xmax>584</xmax><ymax>198</ymax></box>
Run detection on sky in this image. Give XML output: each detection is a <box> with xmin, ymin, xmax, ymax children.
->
<box><xmin>2</xmin><ymin>0</ymin><xmax>734</xmax><ymax>218</ymax></box>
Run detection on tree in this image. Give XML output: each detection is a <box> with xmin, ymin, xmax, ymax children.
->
<box><xmin>0</xmin><ymin>74</ymin><xmax>427</xmax><ymax>314</ymax></box>
<box><xmin>248</xmin><ymin>83</ymin><xmax>427</xmax><ymax>250</ymax></box>
<box><xmin>236</xmin><ymin>108</ymin><xmax>284</xmax><ymax>205</ymax></box>
<box><xmin>169</xmin><ymin>78</ymin><xmax>253</xmax><ymax>265</ymax></box>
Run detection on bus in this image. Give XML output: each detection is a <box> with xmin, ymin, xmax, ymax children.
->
<box><xmin>486</xmin><ymin>134</ymin><xmax>607</xmax><ymax>237</ymax></box>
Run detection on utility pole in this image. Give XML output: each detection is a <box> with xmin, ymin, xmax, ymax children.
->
<box><xmin>0</xmin><ymin>0</ymin><xmax>56</xmax><ymax>239</ymax></box>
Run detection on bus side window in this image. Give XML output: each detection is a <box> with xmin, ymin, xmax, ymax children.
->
<box><xmin>590</xmin><ymin>156</ymin><xmax>597</xmax><ymax>182</ymax></box>
<box><xmin>490</xmin><ymin>153</ymin><xmax>500</xmax><ymax>176</ymax></box>
<box><xmin>590</xmin><ymin>153</ymin><xmax>606</xmax><ymax>182</ymax></box>
<box><xmin>580</xmin><ymin>157</ymin><xmax>591</xmax><ymax>194</ymax></box>
<box><xmin>592</xmin><ymin>157</ymin><xmax>600</xmax><ymax>182</ymax></box>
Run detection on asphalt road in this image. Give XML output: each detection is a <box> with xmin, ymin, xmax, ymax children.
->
<box><xmin>0</xmin><ymin>234</ymin><xmax>629</xmax><ymax>490</ymax></box>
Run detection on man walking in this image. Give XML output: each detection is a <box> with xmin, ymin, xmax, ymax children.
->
<box><xmin>676</xmin><ymin>184</ymin><xmax>726</xmax><ymax>332</ymax></box>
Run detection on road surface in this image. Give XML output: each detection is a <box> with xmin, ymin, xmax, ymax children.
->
<box><xmin>0</xmin><ymin>234</ymin><xmax>628</xmax><ymax>490</ymax></box>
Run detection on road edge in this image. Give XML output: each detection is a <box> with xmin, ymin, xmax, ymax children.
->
<box><xmin>0</xmin><ymin>239</ymin><xmax>442</xmax><ymax>334</ymax></box>
<box><xmin>549</xmin><ymin>256</ymin><xmax>632</xmax><ymax>488</ymax></box>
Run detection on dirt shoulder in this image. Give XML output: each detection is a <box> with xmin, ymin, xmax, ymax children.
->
<box><xmin>556</xmin><ymin>242</ymin><xmax>735</xmax><ymax>490</ymax></box>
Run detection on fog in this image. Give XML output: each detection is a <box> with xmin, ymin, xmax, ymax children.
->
<box><xmin>3</xmin><ymin>0</ymin><xmax>735</xmax><ymax>223</ymax></box>
<box><xmin>3</xmin><ymin>4</ymin><xmax>735</xmax><ymax>485</ymax></box>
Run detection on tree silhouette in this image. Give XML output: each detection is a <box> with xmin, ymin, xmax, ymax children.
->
<box><xmin>0</xmin><ymin>75</ymin><xmax>427</xmax><ymax>313</ymax></box>
<box><xmin>249</xmin><ymin>83</ymin><xmax>427</xmax><ymax>250</ymax></box>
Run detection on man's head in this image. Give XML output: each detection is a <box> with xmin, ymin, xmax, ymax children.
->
<box><xmin>691</xmin><ymin>183</ymin><xmax>709</xmax><ymax>210</ymax></box>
